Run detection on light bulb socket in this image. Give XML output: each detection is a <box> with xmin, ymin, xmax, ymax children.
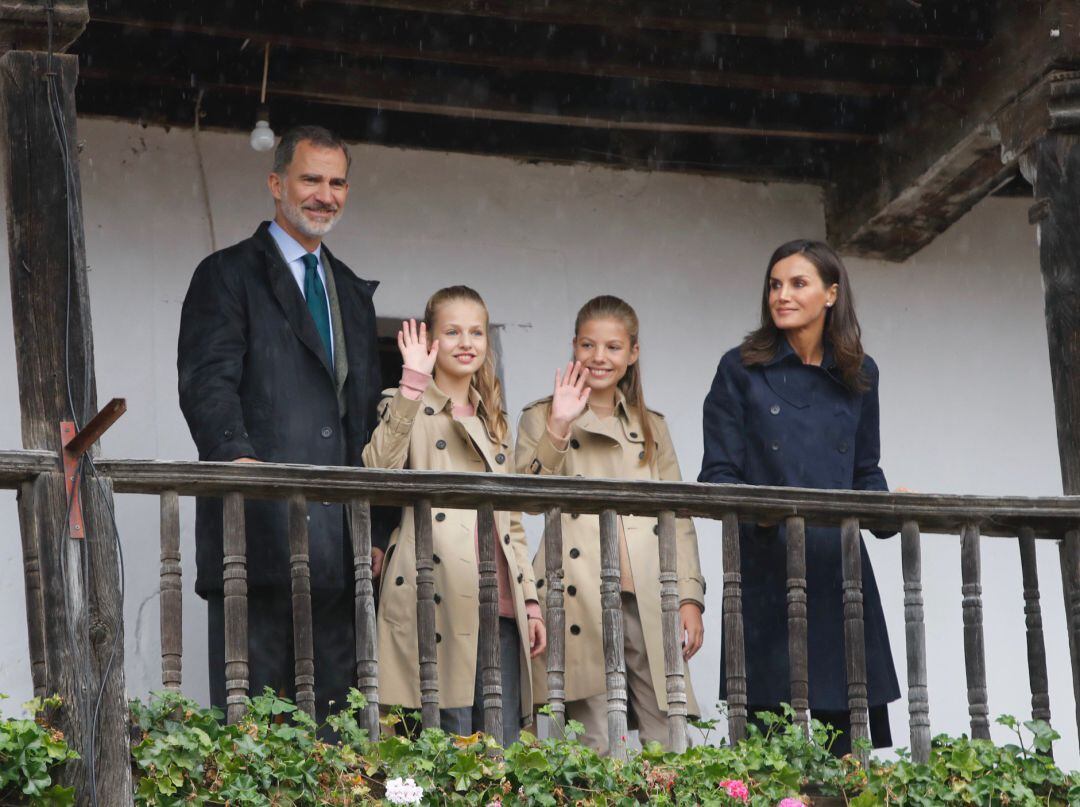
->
<box><xmin>255</xmin><ymin>103</ymin><xmax>271</xmax><ymax>124</ymax></box>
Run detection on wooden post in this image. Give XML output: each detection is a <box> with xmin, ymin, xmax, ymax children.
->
<box><xmin>599</xmin><ymin>508</ymin><xmax>628</xmax><ymax>758</ymax></box>
<box><xmin>722</xmin><ymin>511</ymin><xmax>747</xmax><ymax>744</ymax></box>
<box><xmin>900</xmin><ymin>520</ymin><xmax>931</xmax><ymax>763</ymax></box>
<box><xmin>159</xmin><ymin>492</ymin><xmax>182</xmax><ymax>690</ymax></box>
<box><xmin>223</xmin><ymin>492</ymin><xmax>249</xmax><ymax>723</ymax></box>
<box><xmin>17</xmin><ymin>479</ymin><xmax>46</xmax><ymax>699</ymax></box>
<box><xmin>840</xmin><ymin>517</ymin><xmax>869</xmax><ymax>763</ymax></box>
<box><xmin>349</xmin><ymin>498</ymin><xmax>380</xmax><ymax>735</ymax></box>
<box><xmin>785</xmin><ymin>516</ymin><xmax>809</xmax><ymax>736</ymax></box>
<box><xmin>1</xmin><ymin>28</ymin><xmax>131</xmax><ymax>802</ymax></box>
<box><xmin>657</xmin><ymin>510</ymin><xmax>688</xmax><ymax>752</ymax></box>
<box><xmin>414</xmin><ymin>499</ymin><xmax>440</xmax><ymax>728</ymax></box>
<box><xmin>543</xmin><ymin>507</ymin><xmax>566</xmax><ymax>733</ymax></box>
<box><xmin>476</xmin><ymin>503</ymin><xmax>503</xmax><ymax>741</ymax></box>
<box><xmin>960</xmin><ymin>523</ymin><xmax>990</xmax><ymax>740</ymax></box>
<box><xmin>288</xmin><ymin>494</ymin><xmax>316</xmax><ymax>719</ymax></box>
<box><xmin>1018</xmin><ymin>527</ymin><xmax>1053</xmax><ymax>734</ymax></box>
<box><xmin>1062</xmin><ymin>530</ymin><xmax>1080</xmax><ymax>742</ymax></box>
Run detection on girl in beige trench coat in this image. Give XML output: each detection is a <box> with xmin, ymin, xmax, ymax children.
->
<box><xmin>364</xmin><ymin>286</ymin><xmax>546</xmax><ymax>744</ymax></box>
<box><xmin>516</xmin><ymin>295</ymin><xmax>705</xmax><ymax>755</ymax></box>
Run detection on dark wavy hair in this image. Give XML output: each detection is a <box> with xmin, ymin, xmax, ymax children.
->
<box><xmin>739</xmin><ymin>239</ymin><xmax>868</xmax><ymax>393</ymax></box>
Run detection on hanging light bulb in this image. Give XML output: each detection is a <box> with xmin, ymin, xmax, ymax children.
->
<box><xmin>250</xmin><ymin>44</ymin><xmax>275</xmax><ymax>151</ymax></box>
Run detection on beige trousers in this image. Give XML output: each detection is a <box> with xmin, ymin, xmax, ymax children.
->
<box><xmin>565</xmin><ymin>593</ymin><xmax>669</xmax><ymax>755</ymax></box>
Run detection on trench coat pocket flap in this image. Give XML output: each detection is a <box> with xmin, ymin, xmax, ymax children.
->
<box><xmin>763</xmin><ymin>365</ymin><xmax>810</xmax><ymax>409</ymax></box>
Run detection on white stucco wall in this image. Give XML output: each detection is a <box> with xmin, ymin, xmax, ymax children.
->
<box><xmin>0</xmin><ymin>118</ymin><xmax>1072</xmax><ymax>765</ymax></box>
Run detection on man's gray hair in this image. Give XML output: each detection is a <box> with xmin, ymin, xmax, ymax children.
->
<box><xmin>273</xmin><ymin>125</ymin><xmax>352</xmax><ymax>175</ymax></box>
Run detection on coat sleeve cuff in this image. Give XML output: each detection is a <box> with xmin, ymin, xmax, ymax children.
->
<box><xmin>384</xmin><ymin>388</ymin><xmax>422</xmax><ymax>434</ymax></box>
<box><xmin>678</xmin><ymin>578</ymin><xmax>705</xmax><ymax>612</ymax></box>
<box><xmin>530</xmin><ymin>428</ymin><xmax>569</xmax><ymax>474</ymax></box>
<box><xmin>525</xmin><ymin>600</ymin><xmax>543</xmax><ymax>621</ymax></box>
<box><xmin>205</xmin><ymin>436</ymin><xmax>257</xmax><ymax>462</ymax></box>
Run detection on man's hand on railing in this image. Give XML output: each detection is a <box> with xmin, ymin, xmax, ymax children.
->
<box><xmin>371</xmin><ymin>547</ymin><xmax>384</xmax><ymax>579</ymax></box>
<box><xmin>680</xmin><ymin>602</ymin><xmax>704</xmax><ymax>661</ymax></box>
<box><xmin>232</xmin><ymin>457</ymin><xmax>262</xmax><ymax>463</ymax></box>
<box><xmin>528</xmin><ymin>616</ymin><xmax>547</xmax><ymax>658</ymax></box>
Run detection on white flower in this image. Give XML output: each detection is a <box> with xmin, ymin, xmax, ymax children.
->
<box><xmin>385</xmin><ymin>776</ymin><xmax>424</xmax><ymax>805</ymax></box>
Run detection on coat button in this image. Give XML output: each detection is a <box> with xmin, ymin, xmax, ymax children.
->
<box><xmin>320</xmin><ymin>426</ymin><xmax>333</xmax><ymax>438</ymax></box>
<box><xmin>569</xmin><ymin>548</ymin><xmax>580</xmax><ymax>559</ymax></box>
<box><xmin>570</xmin><ymin>624</ymin><xmax>581</xmax><ymax>635</ymax></box>
<box><xmin>495</xmin><ymin>453</ymin><xmax>506</xmax><ymax>464</ymax></box>
<box><xmin>224</xmin><ymin>429</ymin><xmax>233</xmax><ymax>439</ymax></box>
<box><xmin>571</xmin><ymin>513</ymin><xmax>580</xmax><ymax>520</ymax></box>
<box><xmin>537</xmin><ymin>578</ymin><xmax>544</xmax><ymax>589</ymax></box>
<box><xmin>517</xmin><ymin>572</ymin><xmax>523</xmax><ymax>583</ymax></box>
<box><xmin>638</xmin><ymin>450</ymin><xmax>646</xmax><ymax>460</ymax></box>
<box><xmin>435</xmin><ymin>632</ymin><xmax>442</xmax><ymax>644</ymax></box>
<box><xmin>435</xmin><ymin>512</ymin><xmax>446</xmax><ymax>522</ymax></box>
<box><xmin>770</xmin><ymin>404</ymin><xmax>781</xmax><ymax>415</ymax></box>
<box><xmin>838</xmin><ymin>442</ymin><xmax>849</xmax><ymax>453</ymax></box>
<box><xmin>433</xmin><ymin>553</ymin><xmax>441</xmax><ymax>564</ymax></box>
<box><xmin>567</xmin><ymin>585</ymin><xmax>577</xmax><ymax>596</ymax></box>
<box><xmin>395</xmin><ymin>576</ymin><xmax>404</xmax><ymax>586</ymax></box>
<box><xmin>435</xmin><ymin>439</ymin><xmax>447</xmax><ymax>450</ymax></box>
<box><xmin>652</xmin><ymin>525</ymin><xmax>659</xmax><ymax>535</ymax></box>
<box><xmin>771</xmin><ymin>441</ymin><xmax>780</xmax><ymax>452</ymax></box>
<box><xmin>629</xmin><ymin>431</ymin><xmax>638</xmax><ymax>438</ymax></box>
<box><xmin>503</xmin><ymin>534</ymin><xmax>511</xmax><ymax>545</ymax></box>
<box><xmin>570</xmin><ymin>438</ymin><xmax>580</xmax><ymax>449</ymax></box>
<box><xmin>434</xmin><ymin>593</ymin><xmax>442</xmax><ymax>604</ymax></box>
<box><xmin>424</xmin><ymin>406</ymin><xmax>435</xmax><ymax>415</ymax></box>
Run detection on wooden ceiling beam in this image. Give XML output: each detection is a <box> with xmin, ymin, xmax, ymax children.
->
<box><xmin>88</xmin><ymin>14</ymin><xmax>905</xmax><ymax>98</ymax></box>
<box><xmin>306</xmin><ymin>0</ymin><xmax>986</xmax><ymax>50</ymax></box>
<box><xmin>78</xmin><ymin>65</ymin><xmax>878</xmax><ymax>143</ymax></box>
<box><xmin>825</xmin><ymin>0</ymin><xmax>1080</xmax><ymax>261</ymax></box>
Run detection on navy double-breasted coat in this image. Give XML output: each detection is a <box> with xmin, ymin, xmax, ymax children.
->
<box><xmin>698</xmin><ymin>340</ymin><xmax>900</xmax><ymax>711</ymax></box>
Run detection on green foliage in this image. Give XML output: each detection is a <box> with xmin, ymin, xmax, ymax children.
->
<box><xmin>0</xmin><ymin>696</ymin><xmax>77</xmax><ymax>807</ymax></box>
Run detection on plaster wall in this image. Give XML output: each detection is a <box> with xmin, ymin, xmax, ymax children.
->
<box><xmin>0</xmin><ymin>118</ymin><xmax>1070</xmax><ymax>764</ymax></box>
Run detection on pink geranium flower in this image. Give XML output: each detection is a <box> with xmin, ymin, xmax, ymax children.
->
<box><xmin>719</xmin><ymin>779</ymin><xmax>750</xmax><ymax>802</ymax></box>
<box><xmin>777</xmin><ymin>799</ymin><xmax>806</xmax><ymax>807</ymax></box>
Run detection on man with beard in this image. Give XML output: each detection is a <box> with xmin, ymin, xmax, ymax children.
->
<box><xmin>178</xmin><ymin>125</ymin><xmax>386</xmax><ymax>721</ymax></box>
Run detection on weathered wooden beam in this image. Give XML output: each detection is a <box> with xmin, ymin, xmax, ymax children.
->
<box><xmin>349</xmin><ymin>498</ymin><xmax>380</xmax><ymax>736</ymax></box>
<box><xmin>89</xmin><ymin>14</ymin><xmax>904</xmax><ymax>98</ymax></box>
<box><xmin>0</xmin><ymin>450</ymin><xmax>55</xmax><ymax>487</ymax></box>
<box><xmin>158</xmin><ymin>492</ymin><xmax>182</xmax><ymax>691</ymax></box>
<box><xmin>222</xmin><ymin>492</ymin><xmax>248</xmax><ymax>724</ymax></box>
<box><xmin>826</xmin><ymin>1</ymin><xmax>1080</xmax><ymax>261</ymax></box>
<box><xmin>657</xmin><ymin>510</ymin><xmax>688</xmax><ymax>752</ymax></box>
<box><xmin>414</xmin><ymin>499</ymin><xmax>439</xmax><ymax>729</ymax></box>
<box><xmin>543</xmin><ymin>507</ymin><xmax>566</xmax><ymax>732</ymax></box>
<box><xmin>93</xmin><ymin>458</ymin><xmax>1080</xmax><ymax>538</ymax></box>
<box><xmin>0</xmin><ymin>48</ymin><xmax>131</xmax><ymax>804</ymax></box>
<box><xmin>960</xmin><ymin>523</ymin><xmax>991</xmax><ymax>740</ymax></box>
<box><xmin>476</xmin><ymin>503</ymin><xmax>503</xmax><ymax>741</ymax></box>
<box><xmin>78</xmin><ymin>66</ymin><xmax>878</xmax><ymax>144</ymax></box>
<box><xmin>0</xmin><ymin>1</ymin><xmax>88</xmax><ymax>53</ymax></box>
<box><xmin>17</xmin><ymin>478</ymin><xmax>46</xmax><ymax>699</ymax></box>
<box><xmin>785</xmin><ymin>516</ymin><xmax>809</xmax><ymax>736</ymax></box>
<box><xmin>313</xmin><ymin>0</ymin><xmax>985</xmax><ymax>49</ymax></box>
<box><xmin>288</xmin><ymin>494</ymin><xmax>316</xmax><ymax>719</ymax></box>
<box><xmin>1018</xmin><ymin>527</ymin><xmax>1052</xmax><ymax>737</ymax></box>
<box><xmin>900</xmin><ymin>520</ymin><xmax>931</xmax><ymax>764</ymax></box>
<box><xmin>721</xmin><ymin>512</ymin><xmax>747</xmax><ymax>744</ymax></box>
<box><xmin>840</xmin><ymin>518</ymin><xmax>870</xmax><ymax>765</ymax></box>
<box><xmin>599</xmin><ymin>509</ymin><xmax>628</xmax><ymax>759</ymax></box>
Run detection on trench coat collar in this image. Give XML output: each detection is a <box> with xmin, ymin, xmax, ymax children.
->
<box><xmin>254</xmin><ymin>221</ymin><xmax>336</xmax><ymax>381</ymax></box>
<box><xmin>762</xmin><ymin>338</ymin><xmax>844</xmax><ymax>408</ymax></box>
<box><xmin>422</xmin><ymin>381</ymin><xmax>505</xmax><ymax>468</ymax></box>
<box><xmin>576</xmin><ymin>388</ymin><xmax>646</xmax><ymax>444</ymax></box>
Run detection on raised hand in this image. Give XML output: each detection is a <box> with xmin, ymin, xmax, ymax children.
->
<box><xmin>548</xmin><ymin>361</ymin><xmax>590</xmax><ymax>438</ymax></box>
<box><xmin>397</xmin><ymin>318</ymin><xmax>439</xmax><ymax>374</ymax></box>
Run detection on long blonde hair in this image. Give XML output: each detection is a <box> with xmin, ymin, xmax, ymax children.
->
<box><xmin>424</xmin><ymin>286</ymin><xmax>509</xmax><ymax>445</ymax></box>
<box><xmin>574</xmin><ymin>295</ymin><xmax>655</xmax><ymax>467</ymax></box>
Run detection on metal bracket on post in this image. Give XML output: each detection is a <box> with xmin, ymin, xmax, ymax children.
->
<box><xmin>59</xmin><ymin>397</ymin><xmax>126</xmax><ymax>540</ymax></box>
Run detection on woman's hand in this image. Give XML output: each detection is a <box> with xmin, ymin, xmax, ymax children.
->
<box><xmin>679</xmin><ymin>602</ymin><xmax>704</xmax><ymax>661</ymax></box>
<box><xmin>548</xmin><ymin>361</ymin><xmax>590</xmax><ymax>438</ymax></box>
<box><xmin>397</xmin><ymin>318</ymin><xmax>438</xmax><ymax>374</ymax></box>
<box><xmin>528</xmin><ymin>617</ymin><xmax>547</xmax><ymax>658</ymax></box>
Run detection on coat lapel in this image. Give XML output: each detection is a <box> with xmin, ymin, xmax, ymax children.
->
<box><xmin>255</xmin><ymin>223</ymin><xmax>335</xmax><ymax>380</ymax></box>
<box><xmin>762</xmin><ymin>339</ymin><xmax>811</xmax><ymax>409</ymax></box>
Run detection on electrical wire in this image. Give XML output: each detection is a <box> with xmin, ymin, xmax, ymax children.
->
<box><xmin>44</xmin><ymin>4</ymin><xmax>127</xmax><ymax>806</ymax></box>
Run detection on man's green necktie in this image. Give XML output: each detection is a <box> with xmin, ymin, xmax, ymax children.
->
<box><xmin>301</xmin><ymin>252</ymin><xmax>333</xmax><ymax>363</ymax></box>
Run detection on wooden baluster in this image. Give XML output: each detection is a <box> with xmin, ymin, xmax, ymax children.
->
<box><xmin>960</xmin><ymin>522</ymin><xmax>990</xmax><ymax>739</ymax></box>
<box><xmin>785</xmin><ymin>515</ymin><xmax>809</xmax><ymax>736</ymax></box>
<box><xmin>415</xmin><ymin>499</ymin><xmax>440</xmax><ymax>728</ymax></box>
<box><xmin>16</xmin><ymin>479</ymin><xmax>46</xmax><ymax>698</ymax></box>
<box><xmin>841</xmin><ymin>517</ymin><xmax>870</xmax><ymax>763</ymax></box>
<box><xmin>159</xmin><ymin>491</ymin><xmax>182</xmax><ymax>691</ymax></box>
<box><xmin>1018</xmin><ymin>526</ymin><xmax>1053</xmax><ymax>739</ymax></box>
<box><xmin>544</xmin><ymin>507</ymin><xmax>566</xmax><ymax>733</ymax></box>
<box><xmin>1062</xmin><ymin>530</ymin><xmax>1080</xmax><ymax>745</ymax></box>
<box><xmin>288</xmin><ymin>495</ymin><xmax>316</xmax><ymax>718</ymax></box>
<box><xmin>599</xmin><ymin>508</ymin><xmax>628</xmax><ymax>759</ymax></box>
<box><xmin>476</xmin><ymin>503</ymin><xmax>503</xmax><ymax>740</ymax></box>
<box><xmin>901</xmin><ymin>520</ymin><xmax>930</xmax><ymax>764</ymax></box>
<box><xmin>722</xmin><ymin>511</ymin><xmax>747</xmax><ymax>744</ymax></box>
<box><xmin>223</xmin><ymin>492</ymin><xmax>249</xmax><ymax>723</ymax></box>
<box><xmin>658</xmin><ymin>510</ymin><xmax>688</xmax><ymax>752</ymax></box>
<box><xmin>350</xmin><ymin>498</ymin><xmax>380</xmax><ymax>736</ymax></box>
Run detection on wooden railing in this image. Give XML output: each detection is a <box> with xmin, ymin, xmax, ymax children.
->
<box><xmin>3</xmin><ymin>450</ymin><xmax>1080</xmax><ymax>767</ymax></box>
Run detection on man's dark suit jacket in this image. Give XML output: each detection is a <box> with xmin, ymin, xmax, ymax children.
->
<box><xmin>178</xmin><ymin>221</ymin><xmax>384</xmax><ymax>596</ymax></box>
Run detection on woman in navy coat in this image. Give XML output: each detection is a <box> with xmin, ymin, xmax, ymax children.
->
<box><xmin>699</xmin><ymin>239</ymin><xmax>899</xmax><ymax>754</ymax></box>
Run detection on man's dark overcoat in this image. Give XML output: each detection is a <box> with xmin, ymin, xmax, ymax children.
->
<box><xmin>178</xmin><ymin>221</ymin><xmax>383</xmax><ymax>596</ymax></box>
<box><xmin>698</xmin><ymin>341</ymin><xmax>900</xmax><ymax>711</ymax></box>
